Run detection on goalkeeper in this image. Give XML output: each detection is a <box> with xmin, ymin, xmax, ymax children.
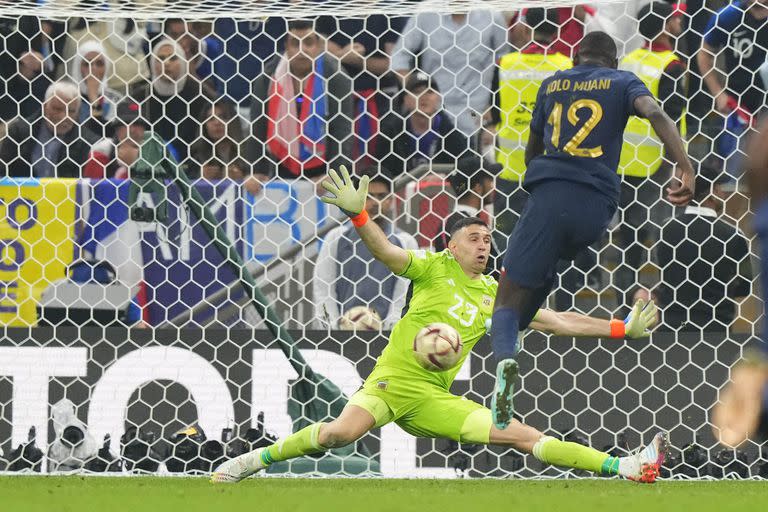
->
<box><xmin>212</xmin><ymin>167</ymin><xmax>666</xmax><ymax>484</ymax></box>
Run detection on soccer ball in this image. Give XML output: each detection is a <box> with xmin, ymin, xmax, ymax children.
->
<box><xmin>412</xmin><ymin>322</ymin><xmax>463</xmax><ymax>372</ymax></box>
<box><xmin>338</xmin><ymin>306</ymin><xmax>382</xmax><ymax>331</ymax></box>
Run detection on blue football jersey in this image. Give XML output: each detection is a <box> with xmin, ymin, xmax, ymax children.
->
<box><xmin>527</xmin><ymin>64</ymin><xmax>652</xmax><ymax>200</ymax></box>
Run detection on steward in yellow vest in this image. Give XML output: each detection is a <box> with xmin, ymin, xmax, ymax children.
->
<box><xmin>491</xmin><ymin>8</ymin><xmax>572</xmax><ymax>183</ymax></box>
<box><xmin>618</xmin><ymin>2</ymin><xmax>688</xmax><ymax>178</ymax></box>
<box><xmin>489</xmin><ymin>8</ymin><xmax>572</xmax><ymax>249</ymax></box>
<box><xmin>614</xmin><ymin>2</ymin><xmax>688</xmax><ymax>318</ymax></box>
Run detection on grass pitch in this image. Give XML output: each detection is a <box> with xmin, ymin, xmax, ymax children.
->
<box><xmin>1</xmin><ymin>476</ymin><xmax>766</xmax><ymax>512</ymax></box>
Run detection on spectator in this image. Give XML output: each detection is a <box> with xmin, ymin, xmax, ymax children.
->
<box><xmin>209</xmin><ymin>17</ymin><xmax>288</xmax><ymax>107</ymax></box>
<box><xmin>61</xmin><ymin>19</ymin><xmax>149</xmax><ymax>95</ymax></box>
<box><xmin>313</xmin><ymin>171</ymin><xmax>417</xmax><ymax>329</ymax></box>
<box><xmin>131</xmin><ymin>38</ymin><xmax>214</xmax><ymax>163</ymax></box>
<box><xmin>227</xmin><ymin>158</ymin><xmax>264</xmax><ymax>196</ymax></box>
<box><xmin>159</xmin><ymin>19</ymin><xmax>220</xmax><ymax>98</ymax></box>
<box><xmin>0</xmin><ymin>50</ymin><xmax>51</xmax><ymax>122</ymax></box>
<box><xmin>201</xmin><ymin>157</ymin><xmax>225</xmax><ymax>181</ymax></box>
<box><xmin>615</xmin><ymin>1</ymin><xmax>687</xmax><ymax>314</ymax></box>
<box><xmin>189</xmin><ymin>101</ymin><xmax>245</xmax><ymax>178</ymax></box>
<box><xmin>490</xmin><ymin>8</ymin><xmax>572</xmax><ymax>251</ymax></box>
<box><xmin>509</xmin><ymin>7</ymin><xmax>601</xmax><ymax>59</ymax></box>
<box><xmin>0</xmin><ymin>80</ymin><xmax>100</xmax><ymax>178</ymax></box>
<box><xmin>249</xmin><ymin>20</ymin><xmax>353</xmax><ymax>182</ymax></box>
<box><xmin>377</xmin><ymin>72</ymin><xmax>471</xmax><ymax>177</ymax></box>
<box><xmin>588</xmin><ymin>1</ymin><xmax>653</xmax><ymax>57</ymax></box>
<box><xmin>1</xmin><ymin>17</ymin><xmax>64</xmax><ymax>79</ymax></box>
<box><xmin>227</xmin><ymin>158</ymin><xmax>250</xmax><ymax>181</ymax></box>
<box><xmin>68</xmin><ymin>41</ymin><xmax>123</xmax><ymax>137</ymax></box>
<box><xmin>434</xmin><ymin>156</ymin><xmax>501</xmax><ymax>275</ymax></box>
<box><xmin>391</xmin><ymin>10</ymin><xmax>509</xmax><ymax>139</ymax></box>
<box><xmin>653</xmin><ymin>173</ymin><xmax>753</xmax><ymax>331</ymax></box>
<box><xmin>697</xmin><ymin>0</ymin><xmax>768</xmax><ymax>175</ymax></box>
<box><xmin>89</xmin><ymin>100</ymin><xmax>149</xmax><ymax>179</ymax></box>
<box><xmin>317</xmin><ymin>14</ymin><xmax>408</xmax><ymax>166</ymax></box>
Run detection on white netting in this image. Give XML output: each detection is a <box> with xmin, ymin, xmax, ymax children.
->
<box><xmin>0</xmin><ymin>1</ymin><xmax>605</xmax><ymax>20</ymax></box>
<box><xmin>0</xmin><ymin>1</ymin><xmax>766</xmax><ymax>479</ymax></box>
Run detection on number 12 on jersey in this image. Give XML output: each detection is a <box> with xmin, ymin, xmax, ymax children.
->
<box><xmin>547</xmin><ymin>100</ymin><xmax>604</xmax><ymax>158</ymax></box>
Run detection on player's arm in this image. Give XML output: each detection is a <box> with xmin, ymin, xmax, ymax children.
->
<box><xmin>320</xmin><ymin>166</ymin><xmax>410</xmax><ymax>275</ymax></box>
<box><xmin>696</xmin><ymin>41</ymin><xmax>729</xmax><ymax>113</ymax></box>
<box><xmin>529</xmin><ymin>299</ymin><xmax>658</xmax><ymax>339</ymax></box>
<box><xmin>633</xmin><ymin>95</ymin><xmax>695</xmax><ymax>206</ymax></box>
<box><xmin>524</xmin><ymin>131</ymin><xmax>545</xmax><ymax>166</ymax></box>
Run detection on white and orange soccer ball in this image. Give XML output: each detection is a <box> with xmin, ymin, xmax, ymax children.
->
<box><xmin>412</xmin><ymin>322</ymin><xmax>463</xmax><ymax>372</ymax></box>
<box><xmin>338</xmin><ymin>306</ymin><xmax>382</xmax><ymax>331</ymax></box>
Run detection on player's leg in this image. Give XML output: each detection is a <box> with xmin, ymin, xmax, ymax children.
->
<box><xmin>211</xmin><ymin>391</ymin><xmax>392</xmax><ymax>483</ymax></box>
<box><xmin>490</xmin><ymin>277</ymin><xmax>553</xmax><ymax>429</ymax></box>
<box><xmin>488</xmin><ymin>420</ymin><xmax>667</xmax><ymax>483</ymax></box>
<box><xmin>400</xmin><ymin>389</ymin><xmax>667</xmax><ymax>482</ymax></box>
<box><xmin>491</xmin><ymin>182</ymin><xmax>617</xmax><ymax>429</ymax></box>
<box><xmin>490</xmin><ymin>182</ymin><xmax>567</xmax><ymax>429</ymax></box>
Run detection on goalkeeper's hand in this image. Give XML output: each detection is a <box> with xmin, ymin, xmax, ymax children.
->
<box><xmin>624</xmin><ymin>299</ymin><xmax>658</xmax><ymax>339</ymax></box>
<box><xmin>320</xmin><ymin>165</ymin><xmax>369</xmax><ymax>216</ymax></box>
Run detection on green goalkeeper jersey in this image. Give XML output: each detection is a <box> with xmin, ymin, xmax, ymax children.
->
<box><xmin>373</xmin><ymin>249</ymin><xmax>497</xmax><ymax>390</ymax></box>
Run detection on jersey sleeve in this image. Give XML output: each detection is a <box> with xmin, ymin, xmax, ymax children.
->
<box><xmin>396</xmin><ymin>249</ymin><xmax>440</xmax><ymax>282</ymax></box>
<box><xmin>624</xmin><ymin>72</ymin><xmax>654</xmax><ymax>116</ymax></box>
<box><xmin>703</xmin><ymin>7</ymin><xmax>729</xmax><ymax>49</ymax></box>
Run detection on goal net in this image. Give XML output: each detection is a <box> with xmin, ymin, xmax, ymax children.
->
<box><xmin>0</xmin><ymin>0</ymin><xmax>764</xmax><ymax>478</ymax></box>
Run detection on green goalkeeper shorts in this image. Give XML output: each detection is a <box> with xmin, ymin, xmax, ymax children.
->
<box><xmin>347</xmin><ymin>365</ymin><xmax>492</xmax><ymax>444</ymax></box>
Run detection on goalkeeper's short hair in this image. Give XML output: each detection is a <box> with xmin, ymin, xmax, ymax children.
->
<box><xmin>449</xmin><ymin>217</ymin><xmax>488</xmax><ymax>238</ymax></box>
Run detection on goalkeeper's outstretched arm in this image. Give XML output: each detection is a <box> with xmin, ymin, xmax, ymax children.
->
<box><xmin>354</xmin><ymin>215</ymin><xmax>410</xmax><ymax>274</ymax></box>
<box><xmin>529</xmin><ymin>299</ymin><xmax>658</xmax><ymax>340</ymax></box>
<box><xmin>320</xmin><ymin>166</ymin><xmax>410</xmax><ymax>275</ymax></box>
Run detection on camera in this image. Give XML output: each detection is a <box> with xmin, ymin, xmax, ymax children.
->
<box><xmin>47</xmin><ymin>399</ymin><xmax>99</xmax><ymax>472</ymax></box>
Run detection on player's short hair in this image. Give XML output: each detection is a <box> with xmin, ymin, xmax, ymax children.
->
<box><xmin>449</xmin><ymin>217</ymin><xmax>489</xmax><ymax>239</ymax></box>
<box><xmin>526</xmin><ymin>8</ymin><xmax>559</xmax><ymax>38</ymax></box>
<box><xmin>576</xmin><ymin>32</ymin><xmax>617</xmax><ymax>66</ymax></box>
<box><xmin>638</xmin><ymin>2</ymin><xmax>675</xmax><ymax>41</ymax></box>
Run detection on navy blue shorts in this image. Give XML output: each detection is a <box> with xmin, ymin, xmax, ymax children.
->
<box><xmin>502</xmin><ymin>180</ymin><xmax>616</xmax><ymax>290</ymax></box>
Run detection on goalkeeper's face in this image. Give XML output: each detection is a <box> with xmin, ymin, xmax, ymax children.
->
<box><xmin>449</xmin><ymin>224</ymin><xmax>492</xmax><ymax>275</ymax></box>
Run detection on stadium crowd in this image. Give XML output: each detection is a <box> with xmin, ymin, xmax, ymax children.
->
<box><xmin>0</xmin><ymin>0</ymin><xmax>765</xmax><ymax>332</ymax></box>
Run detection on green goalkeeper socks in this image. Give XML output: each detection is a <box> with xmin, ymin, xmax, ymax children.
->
<box><xmin>260</xmin><ymin>422</ymin><xmax>327</xmax><ymax>466</ymax></box>
<box><xmin>532</xmin><ymin>436</ymin><xmax>620</xmax><ymax>476</ymax></box>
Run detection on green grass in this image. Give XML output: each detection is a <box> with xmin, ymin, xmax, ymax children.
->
<box><xmin>1</xmin><ymin>476</ymin><xmax>766</xmax><ymax>512</ymax></box>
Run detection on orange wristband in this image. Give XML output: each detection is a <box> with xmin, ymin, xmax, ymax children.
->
<box><xmin>350</xmin><ymin>209</ymin><xmax>369</xmax><ymax>227</ymax></box>
<box><xmin>610</xmin><ymin>319</ymin><xmax>626</xmax><ymax>339</ymax></box>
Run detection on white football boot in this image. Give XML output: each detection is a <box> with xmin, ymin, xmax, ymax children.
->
<box><xmin>624</xmin><ymin>431</ymin><xmax>669</xmax><ymax>484</ymax></box>
<box><xmin>210</xmin><ymin>447</ymin><xmax>269</xmax><ymax>484</ymax></box>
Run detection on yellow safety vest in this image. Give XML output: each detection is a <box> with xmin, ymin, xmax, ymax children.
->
<box><xmin>496</xmin><ymin>51</ymin><xmax>572</xmax><ymax>182</ymax></box>
<box><xmin>618</xmin><ymin>49</ymin><xmax>687</xmax><ymax>177</ymax></box>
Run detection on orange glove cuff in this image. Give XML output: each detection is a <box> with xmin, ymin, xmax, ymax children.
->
<box><xmin>350</xmin><ymin>209</ymin><xmax>369</xmax><ymax>228</ymax></box>
<box><xmin>610</xmin><ymin>319</ymin><xmax>626</xmax><ymax>339</ymax></box>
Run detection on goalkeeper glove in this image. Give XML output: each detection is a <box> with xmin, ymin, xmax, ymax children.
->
<box><xmin>622</xmin><ymin>299</ymin><xmax>658</xmax><ymax>339</ymax></box>
<box><xmin>320</xmin><ymin>165</ymin><xmax>369</xmax><ymax>218</ymax></box>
